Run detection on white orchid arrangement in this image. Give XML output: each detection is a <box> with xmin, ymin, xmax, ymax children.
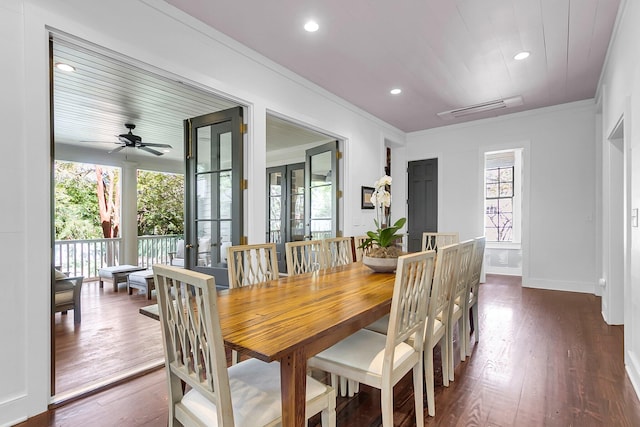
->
<box><xmin>360</xmin><ymin>175</ymin><xmax>406</xmax><ymax>257</ymax></box>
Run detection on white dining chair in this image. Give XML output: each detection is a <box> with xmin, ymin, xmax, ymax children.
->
<box><xmin>352</xmin><ymin>235</ymin><xmax>371</xmax><ymax>261</ymax></box>
<box><xmin>227</xmin><ymin>243</ymin><xmax>279</xmax><ymax>289</ymax></box>
<box><xmin>446</xmin><ymin>239</ymin><xmax>475</xmax><ymax>380</ymax></box>
<box><xmin>422</xmin><ymin>231</ymin><xmax>459</xmax><ymax>252</ymax></box>
<box><xmin>464</xmin><ymin>236</ymin><xmax>486</xmax><ymax>357</ymax></box>
<box><xmin>226</xmin><ymin>243</ymin><xmax>279</xmax><ymax>363</ymax></box>
<box><xmin>323</xmin><ymin>236</ymin><xmax>354</xmax><ymax>267</ymax></box>
<box><xmin>153</xmin><ymin>264</ymin><xmax>336</xmax><ymax>427</ymax></box>
<box><xmin>321</xmin><ymin>237</ymin><xmax>359</xmax><ymax>397</ymax></box>
<box><xmin>285</xmin><ymin>240</ymin><xmax>326</xmax><ymax>275</ymax></box>
<box><xmin>423</xmin><ymin>242</ymin><xmax>459</xmax><ymax>416</ymax></box>
<box><xmin>308</xmin><ymin>251</ymin><xmax>436</xmax><ymax>427</ymax></box>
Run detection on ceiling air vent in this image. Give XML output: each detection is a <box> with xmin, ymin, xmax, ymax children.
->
<box><xmin>437</xmin><ymin>96</ymin><xmax>523</xmax><ymax>120</ymax></box>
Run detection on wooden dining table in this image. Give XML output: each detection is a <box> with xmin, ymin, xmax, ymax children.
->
<box><xmin>215</xmin><ymin>261</ymin><xmax>396</xmax><ymax>427</ymax></box>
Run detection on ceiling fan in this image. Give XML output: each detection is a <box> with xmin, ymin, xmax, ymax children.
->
<box><xmin>90</xmin><ymin>123</ymin><xmax>173</xmax><ymax>156</ymax></box>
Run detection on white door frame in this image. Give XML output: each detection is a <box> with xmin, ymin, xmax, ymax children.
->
<box><xmin>602</xmin><ymin>115</ymin><xmax>626</xmax><ymax>325</ymax></box>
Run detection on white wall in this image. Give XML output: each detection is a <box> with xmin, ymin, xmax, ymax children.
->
<box><xmin>406</xmin><ymin>100</ymin><xmax>598</xmax><ymax>293</ymax></box>
<box><xmin>0</xmin><ymin>0</ymin><xmax>31</xmax><ymax>424</ymax></box>
<box><xmin>598</xmin><ymin>0</ymin><xmax>640</xmax><ymax>401</ymax></box>
<box><xmin>1</xmin><ymin>0</ymin><xmax>405</xmax><ymax>423</ymax></box>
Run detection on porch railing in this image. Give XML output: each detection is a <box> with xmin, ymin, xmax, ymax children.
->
<box><xmin>54</xmin><ymin>234</ymin><xmax>182</xmax><ymax>280</ymax></box>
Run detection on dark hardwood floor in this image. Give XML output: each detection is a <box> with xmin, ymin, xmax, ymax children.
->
<box><xmin>21</xmin><ymin>275</ymin><xmax>640</xmax><ymax>426</ymax></box>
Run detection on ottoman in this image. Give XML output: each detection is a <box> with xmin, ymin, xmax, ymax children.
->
<box><xmin>127</xmin><ymin>270</ymin><xmax>155</xmax><ymax>300</ymax></box>
<box><xmin>98</xmin><ymin>265</ymin><xmax>146</xmax><ymax>292</ymax></box>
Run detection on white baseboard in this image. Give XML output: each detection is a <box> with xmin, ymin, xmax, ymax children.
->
<box><xmin>0</xmin><ymin>393</ymin><xmax>28</xmax><ymax>427</ymax></box>
<box><xmin>485</xmin><ymin>266</ymin><xmax>522</xmax><ymax>276</ymax></box>
<box><xmin>522</xmin><ymin>277</ymin><xmax>596</xmax><ymax>294</ymax></box>
<box><xmin>627</xmin><ymin>351</ymin><xmax>640</xmax><ymax>403</ymax></box>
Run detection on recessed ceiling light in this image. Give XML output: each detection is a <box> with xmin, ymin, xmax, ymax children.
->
<box><xmin>304</xmin><ymin>20</ymin><xmax>319</xmax><ymax>32</ymax></box>
<box><xmin>55</xmin><ymin>62</ymin><xmax>76</xmax><ymax>72</ymax></box>
<box><xmin>390</xmin><ymin>88</ymin><xmax>402</xmax><ymax>95</ymax></box>
<box><xmin>514</xmin><ymin>51</ymin><xmax>530</xmax><ymax>60</ymax></box>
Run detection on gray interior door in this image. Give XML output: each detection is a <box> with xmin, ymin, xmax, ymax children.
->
<box><xmin>407</xmin><ymin>158</ymin><xmax>438</xmax><ymax>252</ymax></box>
<box><xmin>184</xmin><ymin>107</ymin><xmax>243</xmax><ymax>288</ymax></box>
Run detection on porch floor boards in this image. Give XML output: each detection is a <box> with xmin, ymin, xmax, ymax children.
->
<box><xmin>25</xmin><ymin>274</ymin><xmax>640</xmax><ymax>426</ymax></box>
<box><xmin>54</xmin><ymin>279</ymin><xmax>163</xmax><ymax>395</ymax></box>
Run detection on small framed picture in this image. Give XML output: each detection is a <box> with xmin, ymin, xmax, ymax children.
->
<box><xmin>361</xmin><ymin>186</ymin><xmax>375</xmax><ymax>209</ymax></box>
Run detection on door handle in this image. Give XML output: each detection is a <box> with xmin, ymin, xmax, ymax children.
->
<box><xmin>185</xmin><ymin>244</ymin><xmax>194</xmax><ymax>249</ymax></box>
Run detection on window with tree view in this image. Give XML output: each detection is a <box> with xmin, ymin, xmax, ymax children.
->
<box><xmin>485</xmin><ymin>165</ymin><xmax>514</xmax><ymax>242</ymax></box>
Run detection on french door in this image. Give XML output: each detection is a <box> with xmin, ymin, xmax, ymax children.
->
<box><xmin>266</xmin><ymin>141</ymin><xmax>340</xmax><ymax>271</ymax></box>
<box><xmin>185</xmin><ymin>107</ymin><xmax>244</xmax><ymax>287</ymax></box>
<box><xmin>267</xmin><ymin>163</ymin><xmax>304</xmax><ymax>272</ymax></box>
<box><xmin>305</xmin><ymin>141</ymin><xmax>339</xmax><ymax>240</ymax></box>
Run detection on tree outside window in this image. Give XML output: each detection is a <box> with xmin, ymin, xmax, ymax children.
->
<box><xmin>485</xmin><ymin>161</ymin><xmax>515</xmax><ymax>242</ymax></box>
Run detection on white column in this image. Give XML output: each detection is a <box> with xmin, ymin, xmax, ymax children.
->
<box><xmin>121</xmin><ymin>161</ymin><xmax>138</xmax><ymax>265</ymax></box>
<box><xmin>247</xmin><ymin>103</ymin><xmax>267</xmax><ymax>243</ymax></box>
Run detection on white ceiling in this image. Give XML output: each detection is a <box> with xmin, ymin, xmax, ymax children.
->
<box><xmin>166</xmin><ymin>0</ymin><xmax>621</xmax><ymax>132</ymax></box>
<box><xmin>53</xmin><ymin>0</ymin><xmax>621</xmax><ymax>164</ymax></box>
<box><xmin>53</xmin><ymin>41</ymin><xmax>332</xmax><ymax>164</ymax></box>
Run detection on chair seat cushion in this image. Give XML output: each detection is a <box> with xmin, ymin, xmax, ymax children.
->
<box><xmin>170</xmin><ymin>258</ymin><xmax>185</xmax><ymax>267</ymax></box>
<box><xmin>129</xmin><ymin>270</ymin><xmax>154</xmax><ymax>280</ymax></box>
<box><xmin>54</xmin><ymin>289</ymin><xmax>74</xmax><ymax>305</ymax></box>
<box><xmin>365</xmin><ymin>314</ymin><xmax>389</xmax><ymax>335</ymax></box>
<box><xmin>55</xmin><ymin>279</ymin><xmax>75</xmax><ymax>292</ymax></box>
<box><xmin>180</xmin><ymin>358</ymin><xmax>328</xmax><ymax>426</ymax></box>
<box><xmin>312</xmin><ymin>328</ymin><xmax>414</xmax><ymax>376</ymax></box>
<box><xmin>98</xmin><ymin>265</ymin><xmax>141</xmax><ymax>277</ymax></box>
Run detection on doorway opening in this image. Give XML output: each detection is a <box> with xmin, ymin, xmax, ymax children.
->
<box><xmin>603</xmin><ymin>117</ymin><xmax>625</xmax><ymax>325</ymax></box>
<box><xmin>482</xmin><ymin>148</ymin><xmax>523</xmax><ymax>276</ymax></box>
<box><xmin>50</xmin><ymin>35</ymin><xmax>244</xmax><ymax>402</ymax></box>
<box><xmin>265</xmin><ymin>114</ymin><xmax>343</xmax><ymax>272</ymax></box>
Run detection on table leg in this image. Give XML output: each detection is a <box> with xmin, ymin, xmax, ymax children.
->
<box><xmin>280</xmin><ymin>348</ymin><xmax>307</xmax><ymax>427</ymax></box>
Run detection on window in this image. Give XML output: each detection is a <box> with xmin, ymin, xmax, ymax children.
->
<box><xmin>484</xmin><ymin>149</ymin><xmax>521</xmax><ymax>243</ymax></box>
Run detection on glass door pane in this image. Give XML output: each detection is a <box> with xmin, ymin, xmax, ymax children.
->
<box><xmin>288</xmin><ymin>164</ymin><xmax>305</xmax><ymax>241</ymax></box>
<box><xmin>267</xmin><ymin>166</ymin><xmax>286</xmax><ymax>272</ymax></box>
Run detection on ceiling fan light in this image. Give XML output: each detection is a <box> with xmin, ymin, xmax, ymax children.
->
<box><xmin>55</xmin><ymin>62</ymin><xmax>76</xmax><ymax>72</ymax></box>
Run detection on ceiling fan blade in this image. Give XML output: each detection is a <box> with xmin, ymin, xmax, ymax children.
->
<box><xmin>141</xmin><ymin>143</ymin><xmax>173</xmax><ymax>148</ymax></box>
<box><xmin>108</xmin><ymin>146</ymin><xmax>126</xmax><ymax>154</ymax></box>
<box><xmin>139</xmin><ymin>146</ymin><xmax>163</xmax><ymax>156</ymax></box>
<box><xmin>81</xmin><ymin>140</ymin><xmax>119</xmax><ymax>144</ymax></box>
